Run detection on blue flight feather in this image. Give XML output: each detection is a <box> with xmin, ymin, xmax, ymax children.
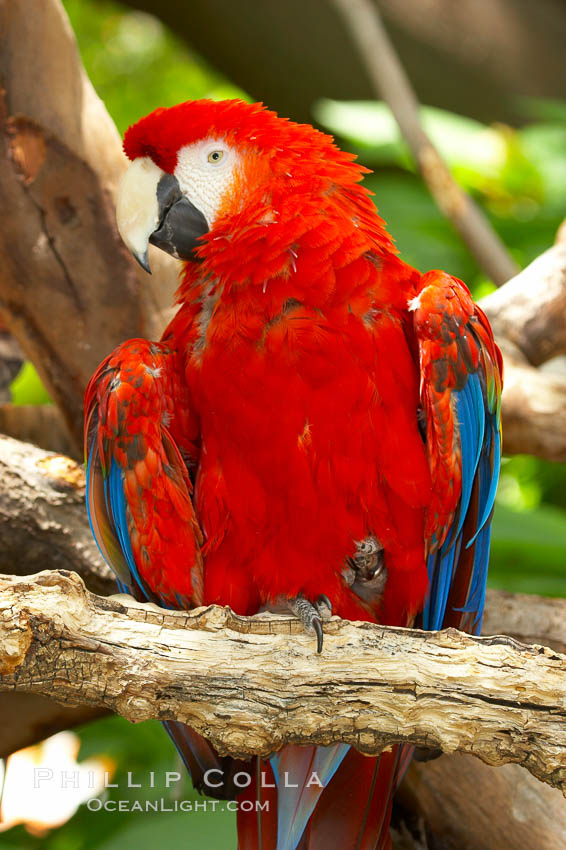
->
<box><xmin>270</xmin><ymin>744</ymin><xmax>349</xmax><ymax>850</ymax></box>
<box><xmin>423</xmin><ymin>366</ymin><xmax>500</xmax><ymax>633</ymax></box>
<box><xmin>107</xmin><ymin>459</ymin><xmax>150</xmax><ymax>601</ymax></box>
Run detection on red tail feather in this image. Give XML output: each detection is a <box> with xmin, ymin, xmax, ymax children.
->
<box><xmin>236</xmin><ymin>748</ymin><xmax>411</xmax><ymax>850</ymax></box>
<box><xmin>237</xmin><ymin>759</ymin><xmax>279</xmax><ymax>850</ymax></box>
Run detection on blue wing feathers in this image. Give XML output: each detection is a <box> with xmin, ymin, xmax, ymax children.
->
<box><xmin>107</xmin><ymin>459</ymin><xmax>147</xmax><ymax>599</ymax></box>
<box><xmin>86</xmin><ymin>441</ymin><xmax>158</xmax><ymax>604</ymax></box>
<box><xmin>423</xmin><ymin>363</ymin><xmax>500</xmax><ymax>633</ymax></box>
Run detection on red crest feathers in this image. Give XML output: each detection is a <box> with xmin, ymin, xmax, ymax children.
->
<box><xmin>123</xmin><ymin>98</ymin><xmax>351</xmax><ymax>174</ymax></box>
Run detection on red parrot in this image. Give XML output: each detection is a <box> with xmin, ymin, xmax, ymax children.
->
<box><xmin>85</xmin><ymin>99</ymin><xmax>502</xmax><ymax>849</ymax></box>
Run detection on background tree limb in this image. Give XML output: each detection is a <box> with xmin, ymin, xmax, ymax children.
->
<box><xmin>332</xmin><ymin>0</ymin><xmax>519</xmax><ymax>285</ymax></box>
<box><xmin>0</xmin><ymin>0</ymin><xmax>178</xmax><ymax>451</ymax></box>
<box><xmin>398</xmin><ymin>755</ymin><xmax>566</xmax><ymax>850</ymax></box>
<box><xmin>0</xmin><ymin>435</ymin><xmax>112</xmax><ymax>595</ymax></box>
<box><xmin>119</xmin><ymin>0</ymin><xmax>566</xmax><ymax>129</ymax></box>
<box><xmin>481</xmin><ymin>242</ymin><xmax>566</xmax><ymax>366</ymax></box>
<box><xmin>480</xmin><ymin>240</ymin><xmax>566</xmax><ymax>461</ymax></box>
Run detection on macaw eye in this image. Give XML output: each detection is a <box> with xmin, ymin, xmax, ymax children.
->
<box><xmin>207</xmin><ymin>150</ymin><xmax>224</xmax><ymax>164</ymax></box>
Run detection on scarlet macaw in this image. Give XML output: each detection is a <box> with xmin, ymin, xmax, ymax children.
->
<box><xmin>85</xmin><ymin>99</ymin><xmax>502</xmax><ymax>850</ymax></box>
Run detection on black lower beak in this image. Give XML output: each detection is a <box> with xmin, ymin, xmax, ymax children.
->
<box><xmin>149</xmin><ymin>173</ymin><xmax>209</xmax><ymax>262</ymax></box>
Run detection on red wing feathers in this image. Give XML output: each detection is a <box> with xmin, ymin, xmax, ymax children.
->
<box><xmin>84</xmin><ymin>339</ymin><xmax>203</xmax><ymax>607</ymax></box>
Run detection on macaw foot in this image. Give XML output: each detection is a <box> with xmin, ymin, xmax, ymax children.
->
<box><xmin>343</xmin><ymin>536</ymin><xmax>388</xmax><ymax>606</ymax></box>
<box><xmin>288</xmin><ymin>594</ymin><xmax>333</xmax><ymax>654</ymax></box>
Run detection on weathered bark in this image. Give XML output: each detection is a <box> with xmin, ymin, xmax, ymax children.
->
<box><xmin>1</xmin><ymin>570</ymin><xmax>566</xmax><ymax>794</ymax></box>
<box><xmin>2</xmin><ymin>433</ymin><xmax>566</xmax><ymax>762</ymax></box>
<box><xmin>0</xmin><ymin>0</ymin><xmax>179</xmax><ymax>450</ymax></box>
<box><xmin>493</xmin><ymin>360</ymin><xmax>566</xmax><ymax>462</ymax></box>
<box><xmin>0</xmin><ymin>435</ymin><xmax>112</xmax><ymax>594</ymax></box>
<box><xmin>481</xmin><ymin>243</ymin><xmax>566</xmax><ymax>367</ymax></box>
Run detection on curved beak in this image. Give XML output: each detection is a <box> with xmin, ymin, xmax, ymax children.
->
<box><xmin>116</xmin><ymin>157</ymin><xmax>209</xmax><ymax>273</ymax></box>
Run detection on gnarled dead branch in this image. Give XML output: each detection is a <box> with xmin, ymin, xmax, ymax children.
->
<box><xmin>1</xmin><ymin>431</ymin><xmax>565</xmax><ymax>762</ymax></box>
<box><xmin>1</xmin><ymin>570</ymin><xmax>566</xmax><ymax>795</ymax></box>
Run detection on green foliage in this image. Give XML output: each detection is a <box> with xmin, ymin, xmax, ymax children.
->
<box><xmin>0</xmin><ymin>717</ymin><xmax>236</xmax><ymax>850</ymax></box>
<box><xmin>62</xmin><ymin>0</ymin><xmax>248</xmax><ymax>135</ymax></box>
<box><xmin>490</xmin><ymin>501</ymin><xmax>566</xmax><ymax>596</ymax></box>
<box><xmin>9</xmin><ymin>362</ymin><xmax>51</xmax><ymax>405</ymax></box>
<box><xmin>490</xmin><ymin>456</ymin><xmax>566</xmax><ymax>596</ymax></box>
<box><xmin>314</xmin><ymin>98</ymin><xmax>566</xmax><ymax>284</ymax></box>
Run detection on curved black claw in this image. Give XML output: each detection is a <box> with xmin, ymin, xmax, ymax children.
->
<box><xmin>316</xmin><ymin>594</ymin><xmax>332</xmax><ymax>619</ymax></box>
<box><xmin>289</xmin><ymin>596</ymin><xmax>326</xmax><ymax>654</ymax></box>
<box><xmin>312</xmin><ymin>616</ymin><xmax>324</xmax><ymax>654</ymax></box>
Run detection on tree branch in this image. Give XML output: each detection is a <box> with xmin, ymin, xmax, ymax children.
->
<box><xmin>3</xmin><ymin>430</ymin><xmax>564</xmax><ymax>763</ymax></box>
<box><xmin>0</xmin><ymin>0</ymin><xmax>179</xmax><ymax>450</ymax></box>
<box><xmin>0</xmin><ymin>435</ymin><xmax>113</xmax><ymax>596</ymax></box>
<box><xmin>481</xmin><ymin>243</ymin><xmax>566</xmax><ymax>366</ymax></box>
<box><xmin>330</xmin><ymin>0</ymin><xmax>519</xmax><ymax>285</ymax></box>
<box><xmin>1</xmin><ymin>570</ymin><xmax>565</xmax><ymax>794</ymax></box>
<box><xmin>479</xmin><ymin>240</ymin><xmax>566</xmax><ymax>461</ymax></box>
<box><xmin>399</xmin><ymin>755</ymin><xmax>566</xmax><ymax>850</ymax></box>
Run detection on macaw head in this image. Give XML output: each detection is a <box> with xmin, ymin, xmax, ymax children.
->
<box><xmin>116</xmin><ymin>98</ymin><xmax>370</xmax><ymax>273</ymax></box>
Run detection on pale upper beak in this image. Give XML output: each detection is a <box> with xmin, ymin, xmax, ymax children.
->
<box><xmin>116</xmin><ymin>156</ymin><xmax>209</xmax><ymax>273</ymax></box>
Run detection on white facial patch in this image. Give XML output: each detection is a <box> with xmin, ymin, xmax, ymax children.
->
<box><xmin>174</xmin><ymin>138</ymin><xmax>241</xmax><ymax>228</ymax></box>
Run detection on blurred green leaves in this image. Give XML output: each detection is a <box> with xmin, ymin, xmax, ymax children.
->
<box><xmin>314</xmin><ymin>100</ymin><xmax>507</xmax><ymax>180</ymax></box>
<box><xmin>63</xmin><ymin>0</ymin><xmax>248</xmax><ymax>136</ymax></box>
<box><xmin>0</xmin><ymin>717</ymin><xmax>236</xmax><ymax>850</ymax></box>
<box><xmin>314</xmin><ymin>98</ymin><xmax>566</xmax><ymax>284</ymax></box>
<box><xmin>490</xmin><ymin>501</ymin><xmax>566</xmax><ymax>596</ymax></box>
<box><xmin>9</xmin><ymin>362</ymin><xmax>51</xmax><ymax>406</ymax></box>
